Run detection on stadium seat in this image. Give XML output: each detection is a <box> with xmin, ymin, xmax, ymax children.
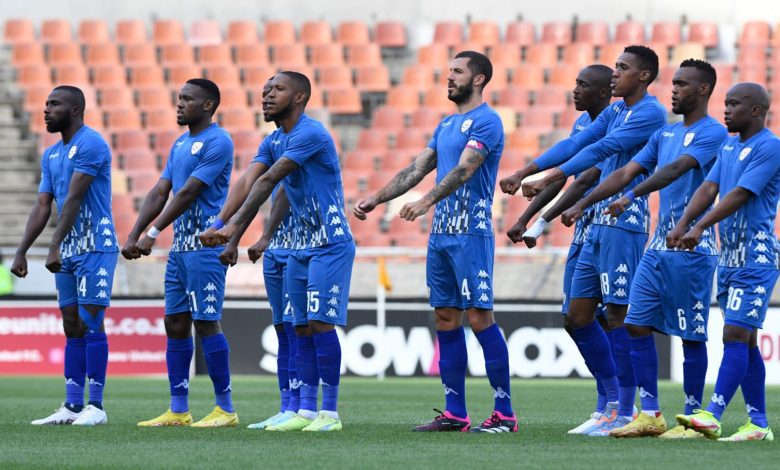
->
<box><xmin>242</xmin><ymin>65</ymin><xmax>277</xmax><ymax>88</ymax></box>
<box><xmin>107</xmin><ymin>109</ymin><xmax>142</xmax><ymax>131</ymax></box>
<box><xmin>153</xmin><ymin>20</ymin><xmax>185</xmax><ymax>45</ymax></box>
<box><xmin>17</xmin><ymin>64</ymin><xmax>52</xmax><ymax>89</ymax></box>
<box><xmin>167</xmin><ymin>64</ymin><xmax>203</xmax><ymax>86</ymax></box>
<box><xmin>395</xmin><ymin>128</ymin><xmax>427</xmax><ymax>150</ymax></box>
<box><xmin>498</xmin><ymin>149</ymin><xmax>527</xmax><ymax>172</ymax></box>
<box><xmin>535</xmin><ymin>86</ymin><xmax>569</xmax><ymax>107</ymax></box>
<box><xmin>490</xmin><ymin>43</ymin><xmax>522</xmax><ymax>68</ymax></box>
<box><xmin>505</xmin><ymin>21</ymin><xmax>536</xmax><ymax>46</ymax></box>
<box><xmin>577</xmin><ymin>22</ymin><xmax>610</xmax><ymax>46</ymax></box>
<box><xmin>136</xmin><ymin>87</ymin><xmax>172</xmax><ymax>110</ymax></box>
<box><xmin>355</xmin><ymin>65</ymin><xmax>391</xmax><ymax>92</ymax></box>
<box><xmin>688</xmin><ymin>22</ymin><xmax>719</xmax><ymax>49</ymax></box>
<box><xmin>357</xmin><ymin>128</ymin><xmax>391</xmax><ymax>151</ymax></box>
<box><xmin>264</xmin><ymin>20</ymin><xmax>296</xmax><ymax>46</ymax></box>
<box><xmin>115</xmin><ymin>129</ymin><xmax>150</xmax><ymax>153</ymax></box>
<box><xmin>235</xmin><ymin>43</ymin><xmax>270</xmax><ymax>67</ymax></box>
<box><xmin>48</xmin><ymin>43</ymin><xmax>83</xmax><ymax>67</ymax></box>
<box><xmin>423</xmin><ymin>87</ymin><xmax>455</xmax><ymax>113</ymax></box>
<box><xmin>386</xmin><ymin>87</ymin><xmax>421</xmax><ymax>113</ymax></box>
<box><xmin>712</xmin><ymin>63</ymin><xmax>735</xmax><ymax>89</ymax></box>
<box><xmin>651</xmin><ymin>21</ymin><xmax>682</xmax><ymax>47</ymax></box>
<box><xmin>130</xmin><ymin>65</ymin><xmax>166</xmax><ymax>88</ymax></box>
<box><xmin>549</xmin><ymin>64</ymin><xmax>582</xmax><ymax>87</ymax></box>
<box><xmin>226</xmin><ymin>20</ymin><xmax>259</xmax><ymax>45</ymax></box>
<box><xmin>11</xmin><ymin>42</ymin><xmax>45</xmax><ymax>66</ymax></box>
<box><xmin>737</xmin><ymin>44</ymin><xmax>767</xmax><ymax>67</ymax></box>
<box><xmin>189</xmin><ymin>20</ymin><xmax>222</xmax><ymax>46</ymax></box>
<box><xmin>374</xmin><ymin>21</ymin><xmax>407</xmax><ymax>48</ymax></box>
<box><xmin>128</xmin><ymin>171</ymin><xmax>161</xmax><ymax>195</ymax></box>
<box><xmin>523</xmin><ymin>108</ymin><xmax>555</xmax><ymax>131</ymax></box>
<box><xmin>337</xmin><ymin>21</ymin><xmax>370</xmax><ymax>46</ymax></box>
<box><xmin>301</xmin><ymin>20</ymin><xmax>333</xmax><ymax>46</ymax></box>
<box><xmin>433</xmin><ymin>21</ymin><xmax>464</xmax><ymax>46</ymax></box>
<box><xmin>468</xmin><ymin>21</ymin><xmax>501</xmax><ymax>47</ymax></box>
<box><xmin>116</xmin><ymin>19</ymin><xmax>147</xmax><ymax>45</ymax></box>
<box><xmin>557</xmin><ymin>106</ymin><xmax>581</xmax><ymax>130</ymax></box>
<box><xmin>488</xmin><ymin>66</ymin><xmax>510</xmax><ymax>91</ymax></box>
<box><xmin>347</xmin><ymin>43</ymin><xmax>382</xmax><ymax>66</ymax></box>
<box><xmin>508</xmin><ymin>64</ymin><xmax>545</xmax><ymax>90</ymax></box>
<box><xmin>328</xmin><ymin>88</ymin><xmax>362</xmax><ymax>114</ymax></box>
<box><xmin>123</xmin><ymin>43</ymin><xmax>158</xmax><ymax>67</ymax></box>
<box><xmin>151</xmin><ymin>129</ymin><xmax>180</xmax><ymax>155</ymax></box>
<box><xmin>216</xmin><ymin>87</ymin><xmax>246</xmax><ymax>110</ymax></box>
<box><xmin>144</xmin><ymin>108</ymin><xmax>177</xmax><ymax>131</ymax></box>
<box><xmin>41</xmin><ymin>19</ymin><xmax>72</xmax><ymax>44</ymax></box>
<box><xmin>496</xmin><ymin>87</ymin><xmax>531</xmax><ymax>112</ymax></box>
<box><xmin>507</xmin><ymin>129</ymin><xmax>541</xmax><ymax>152</ymax></box>
<box><xmin>416</xmin><ymin>43</ymin><xmax>450</xmax><ymax>69</ymax></box>
<box><xmin>198</xmin><ymin>44</ymin><xmax>232</xmax><ymax>65</ymax></box>
<box><xmin>371</xmin><ymin>107</ymin><xmax>406</xmax><ymax>131</ymax></box>
<box><xmin>205</xmin><ymin>65</ymin><xmax>241</xmax><ymax>87</ymax></box>
<box><xmin>655</xmin><ymin>65</ymin><xmax>677</xmax><ymax>88</ymax></box>
<box><xmin>22</xmin><ymin>86</ymin><xmax>50</xmax><ymax>113</ymax></box>
<box><xmin>86</xmin><ymin>43</ymin><xmax>120</xmax><ymax>66</ymax></box>
<box><xmin>221</xmin><ymin>108</ymin><xmax>256</xmax><ymax>132</ymax></box>
<box><xmin>54</xmin><ymin>64</ymin><xmax>89</xmax><ymax>86</ymax></box>
<box><xmin>318</xmin><ymin>66</ymin><xmax>353</xmax><ymax>91</ymax></box>
<box><xmin>273</xmin><ymin>43</ymin><xmax>307</xmax><ymax>69</ymax></box>
<box><xmin>671</xmin><ymin>43</ymin><xmax>706</xmax><ymax>64</ymax></box>
<box><xmin>311</xmin><ymin>43</ymin><xmax>345</xmax><ymax>67</ymax></box>
<box><xmin>562</xmin><ymin>43</ymin><xmax>596</xmax><ymax>68</ymax></box>
<box><xmin>525</xmin><ymin>43</ymin><xmax>559</xmax><ymax>66</ymax></box>
<box><xmin>121</xmin><ymin>148</ymin><xmax>159</xmax><ymax>173</ymax></box>
<box><xmin>410</xmin><ymin>108</ymin><xmax>445</xmax><ymax>129</ymax></box>
<box><xmin>541</xmin><ymin>22</ymin><xmax>572</xmax><ymax>46</ymax></box>
<box><xmin>161</xmin><ymin>44</ymin><xmax>195</xmax><ymax>66</ymax></box>
<box><xmin>93</xmin><ymin>66</ymin><xmax>127</xmax><ymax>90</ymax></box>
<box><xmin>342</xmin><ymin>149</ymin><xmax>378</xmax><ymax>172</ymax></box>
<box><xmin>78</xmin><ymin>20</ymin><xmax>110</xmax><ymax>44</ymax></box>
<box><xmin>738</xmin><ymin>64</ymin><xmax>767</xmax><ymax>84</ymax></box>
<box><xmin>615</xmin><ymin>20</ymin><xmax>646</xmax><ymax>44</ymax></box>
<box><xmin>600</xmin><ymin>43</ymin><xmax>626</xmax><ymax>64</ymax></box>
<box><xmin>402</xmin><ymin>66</ymin><xmax>437</xmax><ymax>89</ymax></box>
<box><xmin>739</xmin><ymin>21</ymin><xmax>771</xmax><ymax>46</ymax></box>
<box><xmin>4</xmin><ymin>19</ymin><xmax>35</xmax><ymax>44</ymax></box>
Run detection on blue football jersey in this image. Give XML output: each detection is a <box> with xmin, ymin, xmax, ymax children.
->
<box><xmin>39</xmin><ymin>125</ymin><xmax>118</xmax><ymax>259</ymax></box>
<box><xmin>255</xmin><ymin>114</ymin><xmax>352</xmax><ymax>250</ymax></box>
<box><xmin>426</xmin><ymin>102</ymin><xmax>504</xmax><ymax>236</ymax></box>
<box><xmin>267</xmin><ymin>187</ymin><xmax>295</xmax><ymax>251</ymax></box>
<box><xmin>633</xmin><ymin>116</ymin><xmax>727</xmax><ymax>255</ymax></box>
<box><xmin>161</xmin><ymin>123</ymin><xmax>233</xmax><ymax>252</ymax></box>
<box><xmin>570</xmin><ymin>112</ymin><xmax>597</xmax><ymax>245</ymax></box>
<box><xmin>705</xmin><ymin>128</ymin><xmax>780</xmax><ymax>269</ymax></box>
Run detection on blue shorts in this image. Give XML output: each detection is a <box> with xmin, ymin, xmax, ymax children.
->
<box><xmin>716</xmin><ymin>267</ymin><xmax>779</xmax><ymax>330</ymax></box>
<box><xmin>164</xmin><ymin>249</ymin><xmax>228</xmax><ymax>321</ymax></box>
<box><xmin>55</xmin><ymin>251</ymin><xmax>118</xmax><ymax>308</ymax></box>
<box><xmin>427</xmin><ymin>234</ymin><xmax>494</xmax><ymax>310</ymax></box>
<box><xmin>286</xmin><ymin>241</ymin><xmax>355</xmax><ymax>327</ymax></box>
<box><xmin>562</xmin><ymin>242</ymin><xmax>605</xmax><ymax>317</ymax></box>
<box><xmin>570</xmin><ymin>225</ymin><xmax>647</xmax><ymax>305</ymax></box>
<box><xmin>626</xmin><ymin>250</ymin><xmax>717</xmax><ymax>341</ymax></box>
<box><xmin>264</xmin><ymin>249</ymin><xmax>291</xmax><ymax>325</ymax></box>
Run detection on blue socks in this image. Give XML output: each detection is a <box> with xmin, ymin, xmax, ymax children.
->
<box><xmin>296</xmin><ymin>334</ymin><xmax>319</xmax><ymax>414</ymax></box>
<box><xmin>611</xmin><ymin>326</ymin><xmax>636</xmax><ymax>417</ymax></box>
<box><xmin>573</xmin><ymin>320</ymin><xmax>619</xmax><ymax>403</ymax></box>
<box><xmin>682</xmin><ymin>341</ymin><xmax>708</xmax><ymax>414</ymax></box>
<box><xmin>85</xmin><ymin>331</ymin><xmax>107</xmax><ymax>408</ymax></box>
<box><xmin>630</xmin><ymin>334</ymin><xmax>659</xmax><ymax>412</ymax></box>
<box><xmin>437</xmin><ymin>328</ymin><xmax>468</xmax><ymax>419</ymax></box>
<box><xmin>313</xmin><ymin>330</ymin><xmax>342</xmax><ymax>413</ymax></box>
<box><xmin>201</xmin><ymin>333</ymin><xmax>233</xmax><ymax>413</ymax></box>
<box><xmin>167</xmin><ymin>337</ymin><xmax>193</xmax><ymax>413</ymax></box>
<box><xmin>741</xmin><ymin>346</ymin><xmax>768</xmax><ymax>428</ymax></box>
<box><xmin>276</xmin><ymin>325</ymin><xmax>291</xmax><ymax>413</ymax></box>
<box><xmin>706</xmin><ymin>341</ymin><xmax>749</xmax><ymax>420</ymax></box>
<box><xmin>64</xmin><ymin>337</ymin><xmax>86</xmax><ymax>409</ymax></box>
<box><xmin>475</xmin><ymin>324</ymin><xmax>513</xmax><ymax>416</ymax></box>
<box><xmin>284</xmin><ymin>323</ymin><xmax>300</xmax><ymax>412</ymax></box>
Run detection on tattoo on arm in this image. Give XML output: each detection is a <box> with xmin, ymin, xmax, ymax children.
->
<box><xmin>373</xmin><ymin>148</ymin><xmax>437</xmax><ymax>204</ymax></box>
<box><xmin>422</xmin><ymin>148</ymin><xmax>484</xmax><ymax>206</ymax></box>
<box><xmin>232</xmin><ymin>157</ymin><xmax>299</xmax><ymax>229</ymax></box>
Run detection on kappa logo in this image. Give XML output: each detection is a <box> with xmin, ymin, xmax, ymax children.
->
<box><xmin>328</xmin><ymin>297</ymin><xmax>338</xmax><ymax>306</ymax></box>
<box><xmin>756</xmin><ymin>254</ymin><xmax>770</xmax><ymax>264</ymax></box>
<box><xmin>334</xmin><ymin>227</ymin><xmax>345</xmax><ymax>236</ymax></box>
<box><xmin>96</xmin><ymin>290</ymin><xmax>107</xmax><ymax>299</ymax></box>
<box><xmin>103</xmin><ymin>239</ymin><xmax>113</xmax><ymax>247</ymax></box>
<box><xmin>319</xmin><ymin>378</ymin><xmax>332</xmax><ymax>387</ymax></box>
<box><xmin>693</xmin><ymin>312</ymin><xmax>705</xmax><ymax>322</ymax></box>
<box><xmin>99</xmin><ymin>217</ymin><xmax>111</xmax><ymax>225</ymax></box>
<box><xmin>96</xmin><ymin>279</ymin><xmax>108</xmax><ymax>288</ymax></box>
<box><xmin>693</xmin><ymin>325</ymin><xmax>706</xmax><ymax>335</ymax></box>
<box><xmin>97</xmin><ymin>267</ymin><xmax>108</xmax><ymax>276</ymax></box>
<box><xmin>88</xmin><ymin>378</ymin><xmax>104</xmax><ymax>387</ymax></box>
<box><xmin>326</xmin><ymin>308</ymin><xmax>337</xmax><ymax>318</ymax></box>
<box><xmin>738</xmin><ymin>147</ymin><xmax>751</xmax><ymax>161</ymax></box>
<box><xmin>616</xmin><ymin>264</ymin><xmax>628</xmax><ymax>273</ymax></box>
<box><xmin>754</xmin><ymin>286</ymin><xmax>767</xmax><ymax>295</ymax></box>
<box><xmin>441</xmin><ymin>120</ymin><xmax>451</xmax><ymax>127</ymax></box>
<box><xmin>222</xmin><ymin>383</ymin><xmax>232</xmax><ymax>393</ymax></box>
<box><xmin>615</xmin><ymin>276</ymin><xmax>627</xmax><ymax>286</ymax></box>
<box><xmin>68</xmin><ymin>146</ymin><xmax>78</xmax><ymax>159</ymax></box>
<box><xmin>461</xmin><ymin>118</ymin><xmax>473</xmax><ymax>133</ymax></box>
<box><xmin>478</xmin><ymin>270</ymin><xmax>490</xmax><ymax>279</ymax></box>
<box><xmin>614</xmin><ymin>288</ymin><xmax>627</xmax><ymax>298</ymax></box>
<box><xmin>175</xmin><ymin>140</ymin><xmax>184</xmax><ymax>146</ymax></box>
<box><xmin>271</xmin><ymin>140</ymin><xmax>281</xmax><ymax>145</ymax></box>
<box><xmin>711</xmin><ymin>393</ymin><xmax>726</xmax><ymax>407</ymax></box>
<box><xmin>475</xmin><ymin>210</ymin><xmax>486</xmax><ymax>220</ymax></box>
<box><xmin>49</xmin><ymin>152</ymin><xmax>59</xmax><ymax>159</ymax></box>
<box><xmin>173</xmin><ymin>379</ymin><xmax>189</xmax><ymax>389</ymax></box>
<box><xmin>723</xmin><ymin>145</ymin><xmax>734</xmax><ymax>151</ymax></box>
<box><xmin>626</xmin><ymin>215</ymin><xmax>639</xmax><ymax>225</ymax></box>
<box><xmin>205</xmin><ymin>294</ymin><xmax>217</xmax><ymax>303</ymax></box>
<box><xmin>662</xmin><ymin>132</ymin><xmax>675</xmax><ymax>138</ymax></box>
<box><xmin>756</xmin><ymin>231</ymin><xmax>769</xmax><ymax>241</ymax></box>
<box><xmin>204</xmin><ymin>305</ymin><xmax>217</xmax><ymax>314</ymax></box>
<box><xmin>693</xmin><ymin>301</ymin><xmax>704</xmax><ymax>310</ymax></box>
<box><xmin>479</xmin><ymin>293</ymin><xmax>489</xmax><ymax>302</ymax></box>
<box><xmin>683</xmin><ymin>132</ymin><xmax>695</xmax><ymax>147</ymax></box>
<box><xmin>746</xmin><ymin>404</ymin><xmax>759</xmax><ymax>413</ymax></box>
<box><xmin>190</xmin><ymin>142</ymin><xmax>203</xmax><ymax>154</ymax></box>
<box><xmin>476</xmin><ymin>199</ymin><xmax>488</xmax><ymax>208</ymax></box>
<box><xmin>493</xmin><ymin>387</ymin><xmax>510</xmax><ymax>399</ymax></box>
<box><xmin>478</xmin><ymin>281</ymin><xmax>489</xmax><ymax>290</ymax></box>
<box><xmin>476</xmin><ymin>221</ymin><xmax>487</xmax><ymax>230</ymax></box>
<box><xmin>443</xmin><ymin>384</ymin><xmax>459</xmax><ymax>395</ymax></box>
<box><xmin>751</xmin><ymin>298</ymin><xmax>763</xmax><ymax>307</ymax></box>
<box><xmin>102</xmin><ymin>228</ymin><xmax>112</xmax><ymax>236</ymax></box>
<box><xmin>756</xmin><ymin>243</ymin><xmax>768</xmax><ymax>253</ymax></box>
<box><xmin>327</xmin><ymin>205</ymin><xmax>339</xmax><ymax>214</ymax></box>
<box><xmin>204</xmin><ymin>282</ymin><xmax>218</xmax><ymax>292</ymax></box>
<box><xmin>330</xmin><ymin>216</ymin><xmax>342</xmax><ymax>225</ymax></box>
<box><xmin>289</xmin><ymin>378</ymin><xmax>302</xmax><ymax>390</ymax></box>
<box><xmin>627</xmin><ymin>202</ymin><xmax>640</xmax><ymax>213</ymax></box>
<box><xmin>685</xmin><ymin>395</ymin><xmax>701</xmax><ymax>407</ymax></box>
<box><xmin>65</xmin><ymin>378</ymin><xmax>81</xmax><ymax>386</ymax></box>
<box><xmin>747</xmin><ymin>309</ymin><xmax>759</xmax><ymax>318</ymax></box>
<box><xmin>330</xmin><ymin>285</ymin><xmax>340</xmax><ymax>294</ymax></box>
<box><xmin>638</xmin><ymin>387</ymin><xmax>655</xmax><ymax>398</ymax></box>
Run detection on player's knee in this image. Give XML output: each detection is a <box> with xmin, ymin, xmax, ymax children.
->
<box><xmin>194</xmin><ymin>320</ymin><xmax>221</xmax><ymax>337</ymax></box>
<box><xmin>295</xmin><ymin>324</ymin><xmax>312</xmax><ymax>336</ymax></box>
<box><xmin>466</xmin><ymin>308</ymin><xmax>494</xmax><ymax>332</ymax></box>
<box><xmin>309</xmin><ymin>320</ymin><xmax>335</xmax><ymax>334</ymax></box>
<box><xmin>605</xmin><ymin>307</ymin><xmax>627</xmax><ymax>329</ymax></box>
<box><xmin>164</xmin><ymin>313</ymin><xmax>192</xmax><ymax>339</ymax></box>
<box><xmin>722</xmin><ymin>324</ymin><xmax>751</xmax><ymax>344</ymax></box>
<box><xmin>273</xmin><ymin>323</ymin><xmax>286</xmax><ymax>333</ymax></box>
<box><xmin>562</xmin><ymin>315</ymin><xmax>575</xmax><ymax>337</ymax></box>
<box><xmin>626</xmin><ymin>323</ymin><xmax>652</xmax><ymax>338</ymax></box>
<box><xmin>61</xmin><ymin>307</ymin><xmax>85</xmax><ymax>337</ymax></box>
<box><xmin>434</xmin><ymin>308</ymin><xmax>463</xmax><ymax>330</ymax></box>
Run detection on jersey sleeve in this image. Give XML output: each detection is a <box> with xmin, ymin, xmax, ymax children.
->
<box><xmin>682</xmin><ymin>124</ymin><xmax>728</xmax><ymax>169</ymax></box>
<box><xmin>190</xmin><ymin>135</ymin><xmax>233</xmax><ymax>186</ymax></box>
<box><xmin>534</xmin><ymin>106</ymin><xmax>611</xmax><ymax>170</ymax></box>
<box><xmin>704</xmin><ymin>157</ymin><xmax>722</xmax><ymax>185</ymax></box>
<box><xmin>160</xmin><ymin>145</ymin><xmax>174</xmax><ymax>181</ymax></box>
<box><xmin>38</xmin><ymin>152</ymin><xmax>53</xmax><ymax>194</ymax></box>
<box><xmin>630</xmin><ymin>129</ymin><xmax>661</xmax><ymax>172</ymax></box>
<box><xmin>465</xmin><ymin>114</ymin><xmax>503</xmax><ymax>158</ymax></box>
<box><xmin>426</xmin><ymin>121</ymin><xmax>442</xmax><ymax>150</ymax></box>
<box><xmin>73</xmin><ymin>139</ymin><xmax>107</xmax><ymax>177</ymax></box>
<box><xmin>282</xmin><ymin>124</ymin><xmax>327</xmax><ymax>166</ymax></box>
<box><xmin>251</xmin><ymin>135</ymin><xmax>275</xmax><ymax>166</ymax></box>
<box><xmin>736</xmin><ymin>139</ymin><xmax>780</xmax><ymax>196</ymax></box>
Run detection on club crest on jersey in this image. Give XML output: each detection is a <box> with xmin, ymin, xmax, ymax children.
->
<box><xmin>739</xmin><ymin>148</ymin><xmax>751</xmax><ymax>161</ymax></box>
<box><xmin>68</xmin><ymin>146</ymin><xmax>78</xmax><ymax>159</ymax></box>
<box><xmin>683</xmin><ymin>132</ymin><xmax>695</xmax><ymax>147</ymax></box>
<box><xmin>461</xmin><ymin>118</ymin><xmax>473</xmax><ymax>133</ymax></box>
<box><xmin>191</xmin><ymin>142</ymin><xmax>203</xmax><ymax>155</ymax></box>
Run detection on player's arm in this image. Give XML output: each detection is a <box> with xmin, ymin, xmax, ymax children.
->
<box><xmin>45</xmin><ymin>171</ymin><xmax>95</xmax><ymax>272</ymax></box>
<box><xmin>399</xmin><ymin>147</ymin><xmax>485</xmax><ymax>221</ymax></box>
<box><xmin>506</xmin><ymin>179</ymin><xmax>565</xmax><ymax>245</ymax></box>
<box><xmin>353</xmin><ymin>147</ymin><xmax>437</xmax><ymax>220</ymax></box>
<box><xmin>561</xmin><ymin>162</ymin><xmax>646</xmax><ymax>225</ymax></box>
<box><xmin>666</xmin><ymin>181</ymin><xmax>719</xmax><ymax>249</ymax></box>
<box><xmin>677</xmin><ymin>184</ymin><xmax>749</xmax><ymax>250</ymax></box>
<box><xmin>246</xmin><ymin>185</ymin><xmax>290</xmax><ymax>264</ymax></box>
<box><xmin>122</xmin><ymin>178</ymin><xmax>172</xmax><ymax>260</ymax></box>
<box><xmin>11</xmin><ymin>192</ymin><xmax>54</xmax><ymax>278</ymax></box>
<box><xmin>543</xmin><ymin>167</ymin><xmax>601</xmax><ymax>223</ymax></box>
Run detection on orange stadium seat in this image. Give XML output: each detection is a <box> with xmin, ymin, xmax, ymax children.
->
<box><xmin>739</xmin><ymin>21</ymin><xmax>771</xmax><ymax>46</ymax></box>
<box><xmin>536</xmin><ymin>86</ymin><xmax>569</xmax><ymax>107</ymax></box>
<box><xmin>128</xmin><ymin>171</ymin><xmax>160</xmax><ymax>195</ymax></box>
<box><xmin>347</xmin><ymin>43</ymin><xmax>382</xmax><ymax>66</ymax></box>
<box><xmin>342</xmin><ymin>149</ymin><xmax>377</xmax><ymax>172</ymax></box>
<box><xmin>423</xmin><ymin>87</ymin><xmax>455</xmax><ymax>114</ymax></box>
<box><xmin>651</xmin><ymin>21</ymin><xmax>681</xmax><ymax>47</ymax></box>
<box><xmin>205</xmin><ymin>64</ymin><xmax>241</xmax><ymax>87</ymax></box>
<box><xmin>318</xmin><ymin>66</ymin><xmax>353</xmax><ymax>91</ymax></box>
<box><xmin>541</xmin><ymin>21</ymin><xmax>572</xmax><ymax>46</ymax></box>
<box><xmin>12</xmin><ymin>42</ymin><xmax>45</xmax><ymax>66</ymax></box>
<box><xmin>600</xmin><ymin>43</ymin><xmax>626</xmax><ymax>64</ymax></box>
<box><xmin>488</xmin><ymin>66</ymin><xmax>510</xmax><ymax>91</ymax></box>
<box><xmin>505</xmin><ymin>21</ymin><xmax>536</xmax><ymax>46</ymax></box>
<box><xmin>226</xmin><ymin>21</ymin><xmax>259</xmax><ymax>45</ymax></box>
<box><xmin>242</xmin><ymin>65</ymin><xmax>277</xmax><ymax>88</ymax></box>
<box><xmin>549</xmin><ymin>63</ymin><xmax>584</xmax><ymax>88</ymax></box>
<box><xmin>115</xmin><ymin>129</ymin><xmax>150</xmax><ymax>153</ymax></box>
<box><xmin>153</xmin><ymin>20</ymin><xmax>185</xmax><ymax>45</ymax></box>
<box><xmin>152</xmin><ymin>129</ymin><xmax>180</xmax><ymax>155</ymax></box>
<box><xmin>86</xmin><ymin>43</ymin><xmax>120</xmax><ymax>66</ymax></box>
<box><xmin>507</xmin><ymin>129</ymin><xmax>542</xmax><ymax>152</ymax></box>
<box><xmin>337</xmin><ymin>21</ymin><xmax>370</xmax><ymax>46</ymax></box>
<box><xmin>433</xmin><ymin>21</ymin><xmax>464</xmax><ymax>46</ymax></box>
<box><xmin>219</xmin><ymin>86</ymin><xmax>248</xmax><ymax>109</ymax></box>
<box><xmin>116</xmin><ymin>19</ymin><xmax>147</xmax><ymax>45</ymax></box>
<box><xmin>562</xmin><ymin>43</ymin><xmax>596</xmax><ymax>68</ymax></box>
<box><xmin>198</xmin><ymin>44</ymin><xmax>232</xmax><ymax>65</ymax></box>
<box><xmin>411</xmin><ymin>108</ymin><xmax>445</xmax><ymax>129</ymax></box>
<box><xmin>4</xmin><ymin>19</ymin><xmax>35</xmax><ymax>44</ymax></box>
<box><xmin>737</xmin><ymin>44</ymin><xmax>767</xmax><ymax>66</ymax></box>
<box><xmin>357</xmin><ymin>128</ymin><xmax>391</xmax><ymax>151</ymax></box>
<box><xmin>496</xmin><ymin>87</ymin><xmax>531</xmax><ymax>112</ymax></box>
<box><xmin>371</xmin><ymin>107</ymin><xmax>406</xmax><ymax>131</ymax></box>
<box><xmin>523</xmin><ymin>109</ymin><xmax>555</xmax><ymax>131</ymax></box>
<box><xmin>328</xmin><ymin>88</ymin><xmax>362</xmax><ymax>114</ymax></box>
<box><xmin>416</xmin><ymin>43</ymin><xmax>450</xmax><ymax>69</ymax></box>
<box><xmin>160</xmin><ymin>44</ymin><xmax>195</xmax><ymax>66</ymax></box>
<box><xmin>688</xmin><ymin>22</ymin><xmax>719</xmax><ymax>49</ymax></box>
<box><xmin>469</xmin><ymin>21</ymin><xmax>501</xmax><ymax>47</ymax></box>
<box><xmin>273</xmin><ymin>44</ymin><xmax>307</xmax><ymax>69</ymax></box>
<box><xmin>221</xmin><ymin>108</ymin><xmax>256</xmax><ymax>132</ymax></box>
<box><xmin>655</xmin><ymin>65</ymin><xmax>677</xmax><ymax>87</ymax></box>
<box><xmin>738</xmin><ymin>64</ymin><xmax>767</xmax><ymax>84</ymax></box>
<box><xmin>235</xmin><ymin>43</ymin><xmax>270</xmax><ymax>67</ymax></box>
<box><xmin>129</xmin><ymin>65</ymin><xmax>166</xmax><ymax>88</ymax></box>
<box><xmin>144</xmin><ymin>108</ymin><xmax>177</xmax><ymax>131</ymax></box>
<box><xmin>189</xmin><ymin>20</ymin><xmax>222</xmax><ymax>46</ymax></box>
<box><xmin>615</xmin><ymin>20</ymin><xmax>646</xmax><ymax>44</ymax></box>
<box><xmin>490</xmin><ymin>43</ymin><xmax>522</xmax><ymax>68</ymax></box>
<box><xmin>712</xmin><ymin>63</ymin><xmax>735</xmax><ymax>89</ymax></box>
<box><xmin>54</xmin><ymin>64</ymin><xmax>89</xmax><ymax>86</ymax></box>
<box><xmin>396</xmin><ymin>128</ymin><xmax>427</xmax><ymax>150</ymax></box>
<box><xmin>577</xmin><ymin>22</ymin><xmax>610</xmax><ymax>46</ymax></box>
<box><xmin>136</xmin><ymin>87</ymin><xmax>172</xmax><ymax>110</ymax></box>
<box><xmin>557</xmin><ymin>107</ymin><xmax>581</xmax><ymax>129</ymax></box>
<box><xmin>355</xmin><ymin>65</ymin><xmax>391</xmax><ymax>92</ymax></box>
<box><xmin>41</xmin><ymin>19</ymin><xmax>72</xmax><ymax>44</ymax></box>
<box><xmin>525</xmin><ymin>43</ymin><xmax>559</xmax><ymax>67</ymax></box>
<box><xmin>454</xmin><ymin>41</ymin><xmax>487</xmax><ymax>55</ymax></box>
<box><xmin>671</xmin><ymin>43</ymin><xmax>706</xmax><ymax>64</ymax></box>
<box><xmin>402</xmin><ymin>66</ymin><xmax>437</xmax><ymax>89</ymax></box>
<box><xmin>509</xmin><ymin>64</ymin><xmax>546</xmax><ymax>90</ymax></box>
<box><xmin>121</xmin><ymin>148</ymin><xmax>159</xmax><ymax>173</ymax></box>
<box><xmin>107</xmin><ymin>109</ymin><xmax>142</xmax><ymax>131</ymax></box>
<box><xmin>311</xmin><ymin>43</ymin><xmax>345</xmax><ymax>67</ymax></box>
<box><xmin>78</xmin><ymin>20</ymin><xmax>110</xmax><ymax>44</ymax></box>
<box><xmin>374</xmin><ymin>21</ymin><xmax>407</xmax><ymax>48</ymax></box>
<box><xmin>264</xmin><ymin>20</ymin><xmax>296</xmax><ymax>46</ymax></box>
<box><xmin>301</xmin><ymin>20</ymin><xmax>333</xmax><ymax>46</ymax></box>
<box><xmin>387</xmin><ymin>87</ymin><xmax>421</xmax><ymax>113</ymax></box>
<box><xmin>167</xmin><ymin>64</ymin><xmax>203</xmax><ymax>86</ymax></box>
<box><xmin>124</xmin><ymin>43</ymin><xmax>157</xmax><ymax>67</ymax></box>
<box><xmin>17</xmin><ymin>64</ymin><xmax>52</xmax><ymax>89</ymax></box>
<box><xmin>22</xmin><ymin>86</ymin><xmax>50</xmax><ymax>113</ymax></box>
<box><xmin>93</xmin><ymin>65</ymin><xmax>127</xmax><ymax>89</ymax></box>
<box><xmin>48</xmin><ymin>43</ymin><xmax>83</xmax><ymax>67</ymax></box>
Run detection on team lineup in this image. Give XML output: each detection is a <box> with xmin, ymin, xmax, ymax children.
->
<box><xmin>9</xmin><ymin>44</ymin><xmax>780</xmax><ymax>440</ymax></box>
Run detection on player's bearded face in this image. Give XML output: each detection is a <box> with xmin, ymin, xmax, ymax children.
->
<box><xmin>447</xmin><ymin>79</ymin><xmax>474</xmax><ymax>104</ymax></box>
<box><xmin>43</xmin><ymin>95</ymin><xmax>72</xmax><ymax>133</ymax></box>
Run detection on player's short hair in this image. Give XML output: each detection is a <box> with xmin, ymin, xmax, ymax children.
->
<box><xmin>623</xmin><ymin>45</ymin><xmax>659</xmax><ymax>84</ymax></box>
<box><xmin>679</xmin><ymin>59</ymin><xmax>717</xmax><ymax>96</ymax></box>
<box><xmin>454</xmin><ymin>50</ymin><xmax>493</xmax><ymax>86</ymax></box>
<box><xmin>278</xmin><ymin>71</ymin><xmax>312</xmax><ymax>105</ymax></box>
<box><xmin>583</xmin><ymin>64</ymin><xmax>613</xmax><ymax>89</ymax></box>
<box><xmin>52</xmin><ymin>85</ymin><xmax>86</xmax><ymax>114</ymax></box>
<box><xmin>186</xmin><ymin>78</ymin><xmax>221</xmax><ymax>111</ymax></box>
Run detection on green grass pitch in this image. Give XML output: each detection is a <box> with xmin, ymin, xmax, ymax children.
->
<box><xmin>0</xmin><ymin>376</ymin><xmax>777</xmax><ymax>469</ymax></box>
